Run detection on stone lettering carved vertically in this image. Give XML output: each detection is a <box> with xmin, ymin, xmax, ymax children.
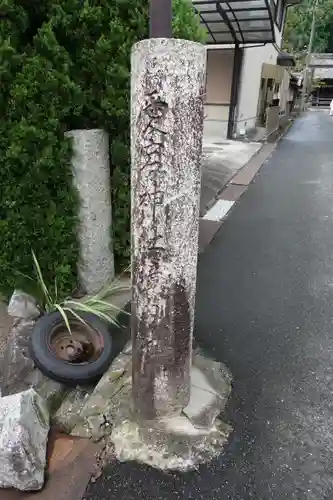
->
<box><xmin>131</xmin><ymin>39</ymin><xmax>206</xmax><ymax>420</ymax></box>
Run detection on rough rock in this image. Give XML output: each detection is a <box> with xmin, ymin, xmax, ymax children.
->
<box><xmin>0</xmin><ymin>388</ymin><xmax>49</xmax><ymax>491</ymax></box>
<box><xmin>7</xmin><ymin>290</ymin><xmax>40</xmax><ymax>320</ymax></box>
<box><xmin>1</xmin><ymin>291</ymin><xmax>39</xmax><ymax>395</ymax></box>
<box><xmin>1</xmin><ymin>316</ymin><xmax>36</xmax><ymax>396</ymax></box>
<box><xmin>1</xmin><ymin>291</ymin><xmax>66</xmax><ymax>412</ymax></box>
<box><xmin>183</xmin><ymin>380</ymin><xmax>224</xmax><ymax>429</ymax></box>
<box><xmin>183</xmin><ymin>355</ymin><xmax>232</xmax><ymax>428</ymax></box>
<box><xmin>53</xmin><ymin>386</ymin><xmax>94</xmax><ymax>433</ymax></box>
<box><xmin>193</xmin><ymin>353</ymin><xmax>232</xmax><ymax>395</ymax></box>
<box><xmin>33</xmin><ymin>376</ymin><xmax>66</xmax><ymax>415</ymax></box>
<box><xmin>71</xmin><ymin>351</ymin><xmax>131</xmax><ymax>440</ymax></box>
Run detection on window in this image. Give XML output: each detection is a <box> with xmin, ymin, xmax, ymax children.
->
<box><xmin>275</xmin><ymin>0</ymin><xmax>285</xmax><ymax>31</ymax></box>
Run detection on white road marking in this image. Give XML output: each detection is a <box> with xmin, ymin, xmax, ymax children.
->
<box><xmin>203</xmin><ymin>199</ymin><xmax>235</xmax><ymax>222</ymax></box>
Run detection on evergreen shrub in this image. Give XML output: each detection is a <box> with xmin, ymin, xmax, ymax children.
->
<box><xmin>0</xmin><ymin>0</ymin><xmax>205</xmax><ymax>299</ymax></box>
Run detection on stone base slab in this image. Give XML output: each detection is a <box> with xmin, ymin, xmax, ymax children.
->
<box><xmin>112</xmin><ymin>414</ymin><xmax>231</xmax><ymax>472</ymax></box>
<box><xmin>71</xmin><ymin>343</ymin><xmax>233</xmax><ymax>471</ymax></box>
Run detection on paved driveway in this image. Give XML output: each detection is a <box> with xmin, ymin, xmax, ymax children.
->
<box><xmin>200</xmin><ymin>139</ymin><xmax>261</xmax><ymax>215</ymax></box>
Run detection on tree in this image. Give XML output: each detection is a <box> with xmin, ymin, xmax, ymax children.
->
<box><xmin>283</xmin><ymin>0</ymin><xmax>333</xmax><ymax>67</ymax></box>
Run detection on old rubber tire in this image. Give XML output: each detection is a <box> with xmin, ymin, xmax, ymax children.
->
<box><xmin>30</xmin><ymin>311</ymin><xmax>113</xmax><ymax>386</ymax></box>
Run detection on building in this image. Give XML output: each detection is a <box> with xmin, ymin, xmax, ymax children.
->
<box><xmin>192</xmin><ymin>0</ymin><xmax>300</xmax><ymax>141</ymax></box>
<box><xmin>309</xmin><ymin>54</ymin><xmax>333</xmax><ymax>107</ymax></box>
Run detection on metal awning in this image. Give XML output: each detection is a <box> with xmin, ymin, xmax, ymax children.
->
<box><xmin>192</xmin><ymin>0</ymin><xmax>275</xmax><ymax>45</ymax></box>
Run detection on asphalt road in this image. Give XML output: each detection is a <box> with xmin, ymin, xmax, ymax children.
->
<box><xmin>85</xmin><ymin>110</ymin><xmax>333</xmax><ymax>500</ymax></box>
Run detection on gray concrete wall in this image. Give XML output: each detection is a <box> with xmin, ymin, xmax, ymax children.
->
<box><xmin>266</xmin><ymin>106</ymin><xmax>279</xmax><ymax>135</ymax></box>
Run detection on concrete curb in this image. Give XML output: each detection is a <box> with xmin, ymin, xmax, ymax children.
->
<box><xmin>201</xmin><ymin>142</ymin><xmax>264</xmax><ymax>217</ymax></box>
<box><xmin>198</xmin><ymin>118</ymin><xmax>295</xmax><ymax>251</ymax></box>
<box><xmin>212</xmin><ymin>119</ymin><xmax>294</xmax><ymax>207</ymax></box>
<box><xmin>226</xmin><ymin>119</ymin><xmax>293</xmax><ymax>190</ymax></box>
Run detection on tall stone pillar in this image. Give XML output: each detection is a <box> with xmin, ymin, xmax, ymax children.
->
<box><xmin>67</xmin><ymin>129</ymin><xmax>115</xmax><ymax>294</ymax></box>
<box><xmin>131</xmin><ymin>39</ymin><xmax>206</xmax><ymax>420</ymax></box>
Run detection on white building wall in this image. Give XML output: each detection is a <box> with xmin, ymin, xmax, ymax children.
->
<box><xmin>203</xmin><ymin>20</ymin><xmax>287</xmax><ymax>139</ymax></box>
<box><xmin>204</xmin><ymin>49</ymin><xmax>234</xmax><ymax>142</ymax></box>
<box><xmin>204</xmin><ymin>104</ymin><xmax>229</xmax><ymax>141</ymax></box>
<box><xmin>235</xmin><ymin>28</ymin><xmax>283</xmax><ymax>135</ymax></box>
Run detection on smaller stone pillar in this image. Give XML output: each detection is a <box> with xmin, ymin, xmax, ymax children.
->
<box><xmin>66</xmin><ymin>129</ymin><xmax>114</xmax><ymax>294</ymax></box>
<box><xmin>131</xmin><ymin>39</ymin><xmax>206</xmax><ymax>420</ymax></box>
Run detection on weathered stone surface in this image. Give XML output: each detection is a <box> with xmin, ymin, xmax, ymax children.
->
<box><xmin>71</xmin><ymin>380</ymin><xmax>132</xmax><ymax>441</ymax></box>
<box><xmin>7</xmin><ymin>290</ymin><xmax>40</xmax><ymax>319</ymax></box>
<box><xmin>182</xmin><ymin>353</ymin><xmax>232</xmax><ymax>428</ymax></box>
<box><xmin>33</xmin><ymin>376</ymin><xmax>66</xmax><ymax>415</ymax></box>
<box><xmin>89</xmin><ymin>347</ymin><xmax>233</xmax><ymax>471</ymax></box>
<box><xmin>70</xmin><ymin>346</ymin><xmax>233</xmax><ymax>472</ymax></box>
<box><xmin>131</xmin><ymin>38</ymin><xmax>206</xmax><ymax>419</ymax></box>
<box><xmin>192</xmin><ymin>352</ymin><xmax>232</xmax><ymax>397</ymax></box>
<box><xmin>71</xmin><ymin>352</ymin><xmax>131</xmax><ymax>440</ymax></box>
<box><xmin>122</xmin><ymin>340</ymin><xmax>132</xmax><ymax>356</ymax></box>
<box><xmin>1</xmin><ymin>316</ymin><xmax>36</xmax><ymax>396</ymax></box>
<box><xmin>183</xmin><ymin>382</ymin><xmax>223</xmax><ymax>429</ymax></box>
<box><xmin>111</xmin><ymin>415</ymin><xmax>232</xmax><ymax>472</ymax></box>
<box><xmin>1</xmin><ymin>291</ymin><xmax>39</xmax><ymax>395</ymax></box>
<box><xmin>0</xmin><ymin>388</ymin><xmax>49</xmax><ymax>491</ymax></box>
<box><xmin>2</xmin><ymin>320</ymin><xmax>65</xmax><ymax>409</ymax></box>
<box><xmin>1</xmin><ymin>291</ymin><xmax>66</xmax><ymax>411</ymax></box>
<box><xmin>53</xmin><ymin>387</ymin><xmax>93</xmax><ymax>433</ymax></box>
<box><xmin>67</xmin><ymin>128</ymin><xmax>114</xmax><ymax>294</ymax></box>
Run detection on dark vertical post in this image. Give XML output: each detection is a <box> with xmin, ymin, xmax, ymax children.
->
<box><xmin>227</xmin><ymin>45</ymin><xmax>243</xmax><ymax>139</ymax></box>
<box><xmin>149</xmin><ymin>0</ymin><xmax>172</xmax><ymax>38</ymax></box>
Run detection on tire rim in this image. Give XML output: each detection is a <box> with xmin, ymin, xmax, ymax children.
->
<box><xmin>47</xmin><ymin>320</ymin><xmax>104</xmax><ymax>364</ymax></box>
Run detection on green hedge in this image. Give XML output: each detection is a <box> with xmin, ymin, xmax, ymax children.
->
<box><xmin>0</xmin><ymin>0</ymin><xmax>205</xmax><ymax>299</ymax></box>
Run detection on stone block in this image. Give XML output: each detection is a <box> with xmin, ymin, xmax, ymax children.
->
<box><xmin>7</xmin><ymin>290</ymin><xmax>40</xmax><ymax>319</ymax></box>
<box><xmin>182</xmin><ymin>354</ymin><xmax>232</xmax><ymax>429</ymax></box>
<box><xmin>1</xmin><ymin>291</ymin><xmax>66</xmax><ymax>411</ymax></box>
<box><xmin>122</xmin><ymin>340</ymin><xmax>132</xmax><ymax>356</ymax></box>
<box><xmin>1</xmin><ymin>317</ymin><xmax>35</xmax><ymax>396</ymax></box>
<box><xmin>53</xmin><ymin>387</ymin><xmax>93</xmax><ymax>433</ymax></box>
<box><xmin>33</xmin><ymin>376</ymin><xmax>66</xmax><ymax>415</ymax></box>
<box><xmin>0</xmin><ymin>389</ymin><xmax>49</xmax><ymax>491</ymax></box>
<box><xmin>183</xmin><ymin>384</ymin><xmax>223</xmax><ymax>429</ymax></box>
<box><xmin>70</xmin><ymin>351</ymin><xmax>131</xmax><ymax>440</ymax></box>
<box><xmin>192</xmin><ymin>352</ymin><xmax>232</xmax><ymax>399</ymax></box>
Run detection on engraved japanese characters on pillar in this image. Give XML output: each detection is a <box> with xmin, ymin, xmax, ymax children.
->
<box><xmin>131</xmin><ymin>38</ymin><xmax>206</xmax><ymax>420</ymax></box>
